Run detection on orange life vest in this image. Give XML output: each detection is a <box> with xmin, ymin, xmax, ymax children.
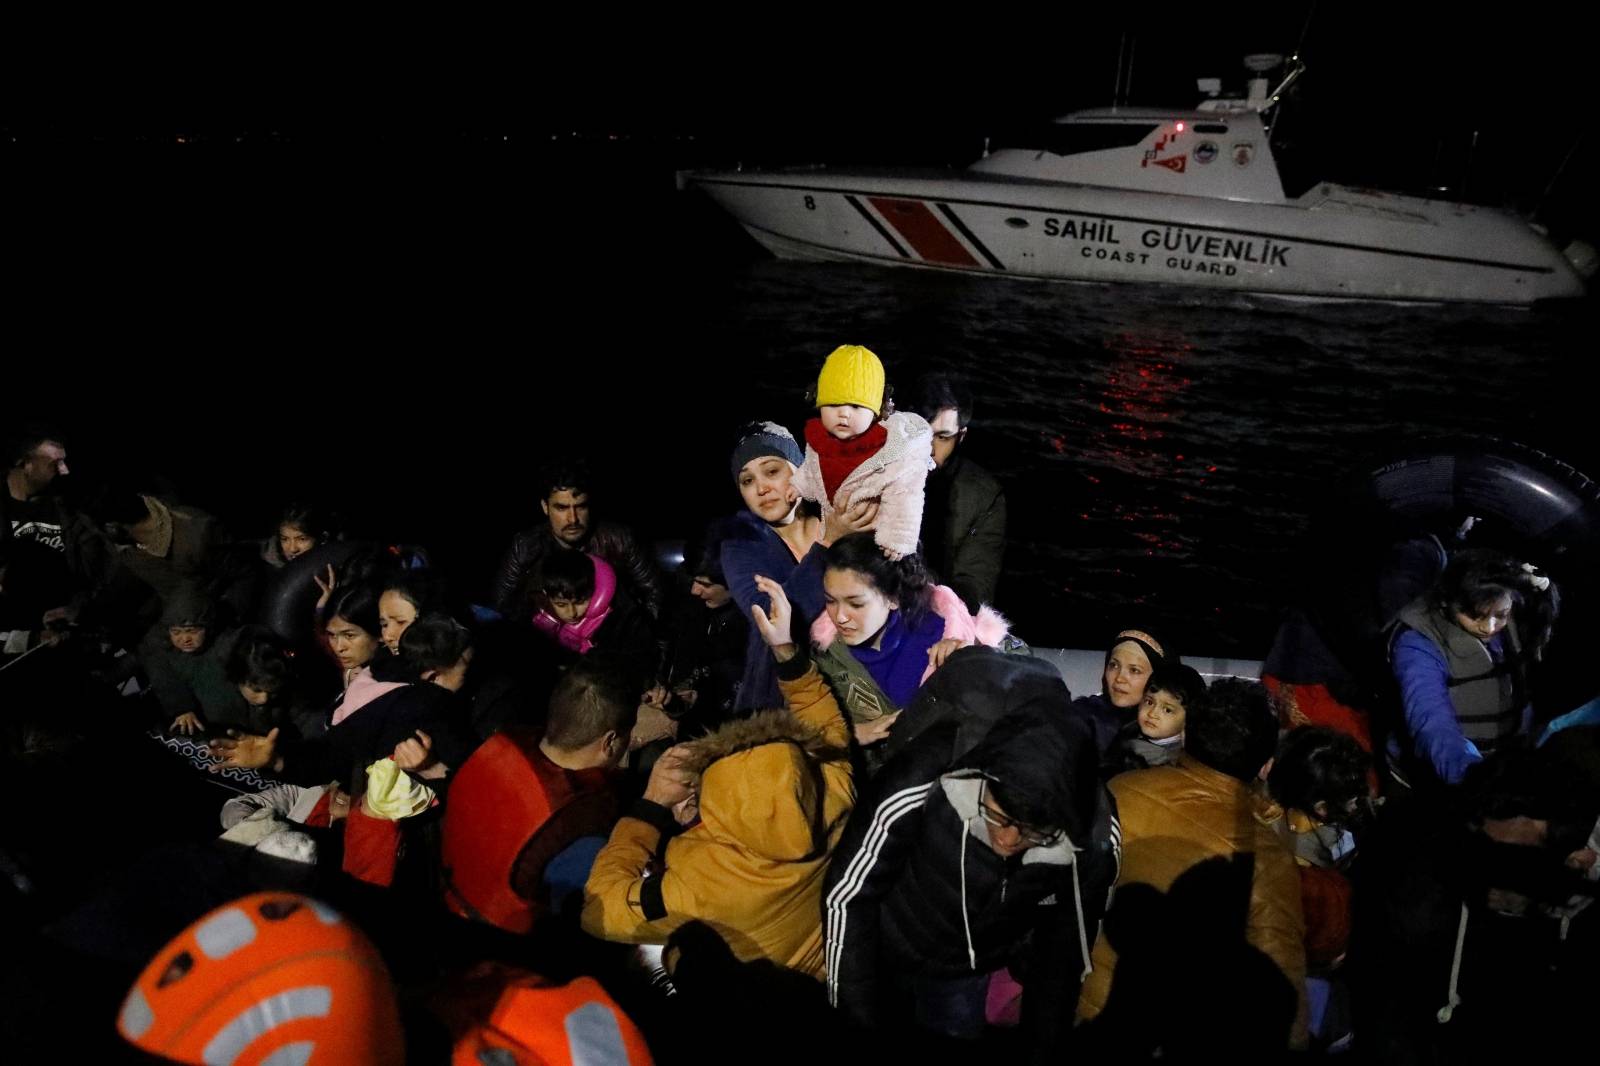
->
<box><xmin>437</xmin><ymin>964</ymin><xmax>654</xmax><ymax>1066</ymax></box>
<box><xmin>441</xmin><ymin>728</ymin><xmax>619</xmax><ymax>932</ymax></box>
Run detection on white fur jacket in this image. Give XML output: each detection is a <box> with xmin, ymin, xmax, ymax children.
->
<box><xmin>793</xmin><ymin>411</ymin><xmax>933</xmax><ymax>558</ymax></box>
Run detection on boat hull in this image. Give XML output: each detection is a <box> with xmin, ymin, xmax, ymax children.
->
<box><xmin>689</xmin><ymin>169</ymin><xmax>1584</xmax><ymax>304</ymax></box>
<box><xmin>1034</xmin><ymin>648</ymin><xmax>1261</xmax><ymax>699</ymax></box>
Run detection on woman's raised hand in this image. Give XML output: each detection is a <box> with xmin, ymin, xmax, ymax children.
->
<box><xmin>751</xmin><ymin>574</ymin><xmax>797</xmax><ymax>660</ymax></box>
<box><xmin>313</xmin><ymin>564</ymin><xmax>338</xmax><ymax>612</ymax></box>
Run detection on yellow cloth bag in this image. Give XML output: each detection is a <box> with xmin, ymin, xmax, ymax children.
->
<box><xmin>361</xmin><ymin>758</ymin><xmax>435</xmax><ymax>820</ymax></box>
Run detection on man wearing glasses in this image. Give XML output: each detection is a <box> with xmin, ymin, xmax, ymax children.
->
<box><xmin>909</xmin><ymin>374</ymin><xmax>1006</xmax><ymax>615</ymax></box>
<box><xmin>823</xmin><ymin>692</ymin><xmax>1118</xmax><ymax>1056</ymax></box>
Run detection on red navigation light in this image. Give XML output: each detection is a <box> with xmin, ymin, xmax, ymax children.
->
<box><xmin>1175</xmin><ymin>121</ymin><xmax>1185</xmax><ymax>133</ymax></box>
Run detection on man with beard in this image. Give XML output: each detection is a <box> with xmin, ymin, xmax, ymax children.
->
<box><xmin>490</xmin><ymin>459</ymin><xmax>663</xmax><ymax>623</ymax></box>
<box><xmin>1</xmin><ymin>429</ymin><xmax>93</xmax><ymax>638</ymax></box>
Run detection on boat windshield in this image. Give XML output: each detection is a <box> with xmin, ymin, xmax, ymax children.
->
<box><xmin>1267</xmin><ymin>106</ymin><xmax>1320</xmax><ymax>198</ymax></box>
<box><xmin>989</xmin><ymin>122</ymin><xmax>1161</xmax><ymax>157</ymax></box>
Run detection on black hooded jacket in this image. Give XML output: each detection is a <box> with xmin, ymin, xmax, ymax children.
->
<box><xmin>823</xmin><ymin>651</ymin><xmax>1119</xmax><ymax>1060</ymax></box>
<box><xmin>882</xmin><ymin>645</ymin><xmax>1071</xmax><ymax>762</ymax></box>
<box><xmin>277</xmin><ymin>676</ymin><xmax>479</xmax><ymax>790</ymax></box>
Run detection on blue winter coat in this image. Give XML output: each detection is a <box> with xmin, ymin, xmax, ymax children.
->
<box><xmin>719</xmin><ymin>510</ymin><xmax>829</xmax><ymax>713</ymax></box>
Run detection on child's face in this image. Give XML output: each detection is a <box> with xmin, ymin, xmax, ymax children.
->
<box><xmin>549</xmin><ymin>596</ymin><xmax>591</xmax><ymax>625</ymax></box>
<box><xmin>820</xmin><ymin>404</ymin><xmax>877</xmax><ymax>440</ymax></box>
<box><xmin>1137</xmin><ymin>689</ymin><xmax>1186</xmax><ymax>740</ymax></box>
<box><xmin>168</xmin><ymin>625</ymin><xmax>206</xmax><ymax>654</ymax></box>
<box><xmin>690</xmin><ymin>576</ymin><xmax>732</xmax><ymax>610</ymax></box>
<box><xmin>278</xmin><ymin>523</ymin><xmax>317</xmax><ymax>562</ymax></box>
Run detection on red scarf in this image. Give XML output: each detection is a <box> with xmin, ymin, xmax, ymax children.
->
<box><xmin>806</xmin><ymin>418</ymin><xmax>888</xmax><ymax>501</ymax></box>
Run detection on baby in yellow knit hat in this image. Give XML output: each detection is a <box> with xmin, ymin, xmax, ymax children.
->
<box><xmin>791</xmin><ymin>344</ymin><xmax>933</xmax><ymax>559</ymax></box>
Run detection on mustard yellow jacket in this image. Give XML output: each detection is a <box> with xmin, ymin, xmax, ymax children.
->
<box><xmin>1076</xmin><ymin>756</ymin><xmax>1309</xmax><ymax>1049</ymax></box>
<box><xmin>582</xmin><ymin>658</ymin><xmax>854</xmax><ymax>979</ymax></box>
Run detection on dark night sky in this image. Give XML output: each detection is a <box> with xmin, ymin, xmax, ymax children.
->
<box><xmin>4</xmin><ymin>8</ymin><xmax>1589</xmax><ymax>137</ymax></box>
<box><xmin>4</xmin><ymin>5</ymin><xmax>1596</xmax><ymax>642</ymax></box>
<box><xmin>8</xmin><ymin>8</ymin><xmax>1591</xmax><ymax>222</ymax></box>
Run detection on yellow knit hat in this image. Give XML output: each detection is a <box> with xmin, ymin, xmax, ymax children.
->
<box><xmin>816</xmin><ymin>345</ymin><xmax>885</xmax><ymax>414</ymax></box>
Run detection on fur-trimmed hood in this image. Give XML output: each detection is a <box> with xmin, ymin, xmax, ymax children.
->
<box><xmin>679</xmin><ymin>709</ymin><xmax>849</xmax><ymax>863</ymax></box>
<box><xmin>677</xmin><ymin>709</ymin><xmax>842</xmax><ymax>775</ymax></box>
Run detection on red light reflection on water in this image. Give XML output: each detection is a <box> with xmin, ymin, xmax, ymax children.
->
<box><xmin>1054</xmin><ymin>329</ymin><xmax>1201</xmax><ymax>554</ymax></box>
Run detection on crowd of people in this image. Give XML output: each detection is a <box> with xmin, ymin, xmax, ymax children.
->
<box><xmin>4</xmin><ymin>343</ymin><xmax>1600</xmax><ymax>1063</ymax></box>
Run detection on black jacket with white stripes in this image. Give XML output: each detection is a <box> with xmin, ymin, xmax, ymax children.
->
<box><xmin>822</xmin><ymin>699</ymin><xmax>1119</xmax><ymax>1058</ymax></box>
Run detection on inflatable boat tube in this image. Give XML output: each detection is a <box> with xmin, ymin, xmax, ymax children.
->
<box><xmin>259</xmin><ymin>540</ymin><xmax>367</xmax><ymax>644</ymax></box>
<box><xmin>1360</xmin><ymin>438</ymin><xmax>1600</xmax><ymax>558</ymax></box>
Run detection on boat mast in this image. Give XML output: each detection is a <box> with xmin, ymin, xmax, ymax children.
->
<box><xmin>1258</xmin><ymin>55</ymin><xmax>1306</xmax><ymax>142</ymax></box>
<box><xmin>1264</xmin><ymin>2</ymin><xmax>1316</xmax><ymax>141</ymax></box>
<box><xmin>1113</xmin><ymin>32</ymin><xmax>1136</xmax><ymax>109</ymax></box>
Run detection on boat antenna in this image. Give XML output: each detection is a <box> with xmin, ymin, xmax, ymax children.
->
<box><xmin>1113</xmin><ymin>32</ymin><xmax>1136</xmax><ymax>108</ymax></box>
<box><xmin>1294</xmin><ymin>0</ymin><xmax>1318</xmax><ymax>56</ymax></box>
<box><xmin>1262</xmin><ymin>0</ymin><xmax>1318</xmax><ymax>141</ymax></box>
<box><xmin>1535</xmin><ymin>132</ymin><xmax>1587</xmax><ymax>218</ymax></box>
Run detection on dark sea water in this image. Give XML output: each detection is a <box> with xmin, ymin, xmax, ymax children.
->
<box><xmin>22</xmin><ymin>150</ymin><xmax>1598</xmax><ymax>658</ymax></box>
<box><xmin>658</xmin><ymin>253</ymin><xmax>1598</xmax><ymax>656</ymax></box>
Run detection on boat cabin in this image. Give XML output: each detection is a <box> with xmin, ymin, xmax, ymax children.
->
<box><xmin>970</xmin><ymin>107</ymin><xmax>1291</xmax><ymax>203</ymax></box>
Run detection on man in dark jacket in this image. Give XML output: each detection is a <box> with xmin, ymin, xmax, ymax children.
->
<box><xmin>2</xmin><ymin>428</ymin><xmax>107</xmax><ymax>634</ymax></box>
<box><xmin>490</xmin><ymin>459</ymin><xmax>663</xmax><ymax>621</ymax></box>
<box><xmin>660</xmin><ymin>525</ymin><xmax>749</xmax><ymax>736</ymax></box>
<box><xmin>69</xmin><ymin>487</ymin><xmax>223</xmax><ymax>649</ymax></box>
<box><xmin>1351</xmin><ymin>739</ymin><xmax>1600</xmax><ymax>1062</ymax></box>
<box><xmin>1076</xmin><ymin>678</ymin><xmax>1308</xmax><ymax>1055</ymax></box>
<box><xmin>823</xmin><ymin>651</ymin><xmax>1118</xmax><ymax>1059</ymax></box>
<box><xmin>910</xmin><ymin>375</ymin><xmax>1006</xmax><ymax>613</ymax></box>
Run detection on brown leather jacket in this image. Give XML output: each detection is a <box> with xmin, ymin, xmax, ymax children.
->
<box><xmin>1077</xmin><ymin>755</ymin><xmax>1309</xmax><ymax>1051</ymax></box>
<box><xmin>490</xmin><ymin>520</ymin><xmax>662</xmax><ymax>620</ymax></box>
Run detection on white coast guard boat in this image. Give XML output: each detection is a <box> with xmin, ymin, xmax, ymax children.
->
<box><xmin>682</xmin><ymin>56</ymin><xmax>1587</xmax><ymax>304</ymax></box>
